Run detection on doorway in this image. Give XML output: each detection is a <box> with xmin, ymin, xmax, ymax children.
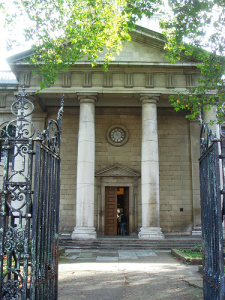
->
<box><xmin>105</xmin><ymin>187</ymin><xmax>129</xmax><ymax>235</ymax></box>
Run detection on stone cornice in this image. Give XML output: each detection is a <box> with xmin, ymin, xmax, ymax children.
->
<box><xmin>95</xmin><ymin>163</ymin><xmax>141</xmax><ymax>178</ymax></box>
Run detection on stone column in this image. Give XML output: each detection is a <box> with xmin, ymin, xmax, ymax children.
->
<box><xmin>202</xmin><ymin>106</ymin><xmax>222</xmax><ymax>235</ymax></box>
<box><xmin>72</xmin><ymin>94</ymin><xmax>97</xmax><ymax>239</ymax></box>
<box><xmin>190</xmin><ymin>120</ymin><xmax>201</xmax><ymax>235</ymax></box>
<box><xmin>203</xmin><ymin>105</ymin><xmax>220</xmax><ymax>138</ymax></box>
<box><xmin>138</xmin><ymin>94</ymin><xmax>164</xmax><ymax>239</ymax></box>
<box><xmin>191</xmin><ymin>105</ymin><xmax>219</xmax><ymax>236</ymax></box>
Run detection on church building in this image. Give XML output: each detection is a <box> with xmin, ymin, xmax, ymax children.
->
<box><xmin>0</xmin><ymin>24</ymin><xmax>202</xmax><ymax>239</ymax></box>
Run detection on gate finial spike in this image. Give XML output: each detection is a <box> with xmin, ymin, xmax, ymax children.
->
<box><xmin>57</xmin><ymin>95</ymin><xmax>64</xmax><ymax>131</ymax></box>
<box><xmin>22</xmin><ymin>85</ymin><xmax>25</xmax><ymax>95</ymax></box>
<box><xmin>60</xmin><ymin>94</ymin><xmax>64</xmax><ymax>107</ymax></box>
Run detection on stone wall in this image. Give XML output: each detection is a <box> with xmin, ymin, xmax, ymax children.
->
<box><xmin>95</xmin><ymin>107</ymin><xmax>142</xmax><ymax>171</ymax></box>
<box><xmin>158</xmin><ymin>109</ymin><xmax>193</xmax><ymax>233</ymax></box>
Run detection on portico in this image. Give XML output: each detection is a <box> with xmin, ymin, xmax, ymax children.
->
<box><xmin>71</xmin><ymin>91</ymin><xmax>164</xmax><ymax>239</ymax></box>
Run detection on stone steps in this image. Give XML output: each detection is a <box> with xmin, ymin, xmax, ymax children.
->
<box><xmin>59</xmin><ymin>236</ymin><xmax>203</xmax><ymax>250</ymax></box>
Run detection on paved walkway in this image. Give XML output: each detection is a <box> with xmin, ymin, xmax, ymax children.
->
<box><xmin>58</xmin><ymin>249</ymin><xmax>203</xmax><ymax>300</ymax></box>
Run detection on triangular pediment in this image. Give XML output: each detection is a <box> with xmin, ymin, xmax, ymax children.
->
<box><xmin>95</xmin><ymin>163</ymin><xmax>141</xmax><ymax>177</ymax></box>
<box><xmin>6</xmin><ymin>25</ymin><xmax>200</xmax><ymax>72</ymax></box>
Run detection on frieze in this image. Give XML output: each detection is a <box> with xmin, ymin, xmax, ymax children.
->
<box><xmin>18</xmin><ymin>69</ymin><xmax>198</xmax><ymax>92</ymax></box>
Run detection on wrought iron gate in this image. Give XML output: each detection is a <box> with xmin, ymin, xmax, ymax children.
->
<box><xmin>199</xmin><ymin>110</ymin><xmax>225</xmax><ymax>299</ymax></box>
<box><xmin>0</xmin><ymin>87</ymin><xmax>64</xmax><ymax>299</ymax></box>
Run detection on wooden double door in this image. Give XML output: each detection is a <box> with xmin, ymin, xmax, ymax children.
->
<box><xmin>105</xmin><ymin>186</ymin><xmax>129</xmax><ymax>235</ymax></box>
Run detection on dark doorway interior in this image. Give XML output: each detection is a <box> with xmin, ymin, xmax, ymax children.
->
<box><xmin>105</xmin><ymin>187</ymin><xmax>129</xmax><ymax>235</ymax></box>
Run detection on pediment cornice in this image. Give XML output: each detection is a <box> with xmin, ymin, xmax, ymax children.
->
<box><xmin>95</xmin><ymin>163</ymin><xmax>141</xmax><ymax>178</ymax></box>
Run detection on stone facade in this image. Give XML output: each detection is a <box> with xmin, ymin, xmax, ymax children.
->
<box><xmin>0</xmin><ymin>25</ymin><xmax>203</xmax><ymax>238</ymax></box>
<box><xmin>51</xmin><ymin>105</ymin><xmax>198</xmax><ymax>235</ymax></box>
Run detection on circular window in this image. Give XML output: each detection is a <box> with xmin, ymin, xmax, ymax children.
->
<box><xmin>106</xmin><ymin>125</ymin><xmax>129</xmax><ymax>146</ymax></box>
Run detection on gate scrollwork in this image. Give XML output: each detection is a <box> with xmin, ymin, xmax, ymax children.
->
<box><xmin>0</xmin><ymin>86</ymin><xmax>64</xmax><ymax>299</ymax></box>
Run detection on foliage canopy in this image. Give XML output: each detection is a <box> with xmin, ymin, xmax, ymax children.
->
<box><xmin>1</xmin><ymin>0</ymin><xmax>225</xmax><ymax>122</ymax></box>
<box><xmin>161</xmin><ymin>0</ymin><xmax>225</xmax><ymax>122</ymax></box>
<box><xmin>1</xmin><ymin>0</ymin><xmax>160</xmax><ymax>89</ymax></box>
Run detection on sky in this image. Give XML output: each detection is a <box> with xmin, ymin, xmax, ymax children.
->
<box><xmin>0</xmin><ymin>7</ymin><xmax>32</xmax><ymax>71</ymax></box>
<box><xmin>0</xmin><ymin>21</ymin><xmax>12</xmax><ymax>70</ymax></box>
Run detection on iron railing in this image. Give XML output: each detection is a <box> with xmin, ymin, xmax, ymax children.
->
<box><xmin>0</xmin><ymin>86</ymin><xmax>63</xmax><ymax>299</ymax></box>
<box><xmin>199</xmin><ymin>105</ymin><xmax>225</xmax><ymax>299</ymax></box>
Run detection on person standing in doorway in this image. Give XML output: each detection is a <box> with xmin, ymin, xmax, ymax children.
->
<box><xmin>117</xmin><ymin>213</ymin><xmax>121</xmax><ymax>235</ymax></box>
<box><xmin>121</xmin><ymin>213</ymin><xmax>127</xmax><ymax>236</ymax></box>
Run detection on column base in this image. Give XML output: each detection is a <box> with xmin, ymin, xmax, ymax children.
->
<box><xmin>192</xmin><ymin>226</ymin><xmax>202</xmax><ymax>236</ymax></box>
<box><xmin>71</xmin><ymin>226</ymin><xmax>97</xmax><ymax>240</ymax></box>
<box><xmin>138</xmin><ymin>227</ymin><xmax>164</xmax><ymax>240</ymax></box>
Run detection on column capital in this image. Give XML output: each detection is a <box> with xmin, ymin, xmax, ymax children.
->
<box><xmin>139</xmin><ymin>94</ymin><xmax>160</xmax><ymax>104</ymax></box>
<box><xmin>77</xmin><ymin>93</ymin><xmax>98</xmax><ymax>104</ymax></box>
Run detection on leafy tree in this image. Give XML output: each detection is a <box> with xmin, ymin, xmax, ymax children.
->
<box><xmin>161</xmin><ymin>0</ymin><xmax>225</xmax><ymax>123</ymax></box>
<box><xmin>1</xmin><ymin>0</ymin><xmax>225</xmax><ymax>123</ymax></box>
<box><xmin>1</xmin><ymin>0</ymin><xmax>160</xmax><ymax>90</ymax></box>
